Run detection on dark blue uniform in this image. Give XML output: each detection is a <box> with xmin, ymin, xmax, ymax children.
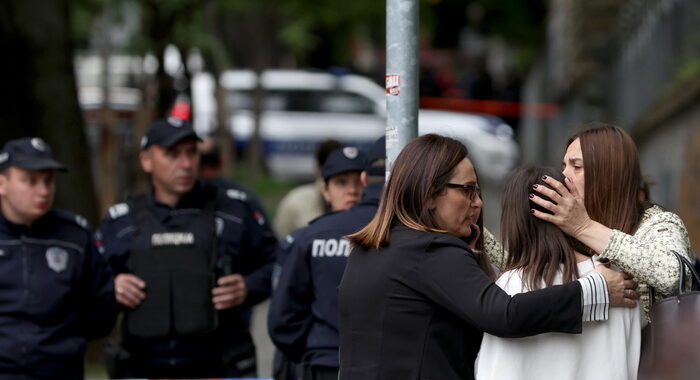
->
<box><xmin>268</xmin><ymin>182</ymin><xmax>383</xmax><ymax>371</ymax></box>
<box><xmin>96</xmin><ymin>179</ymin><xmax>276</xmax><ymax>376</ymax></box>
<box><xmin>0</xmin><ymin>209</ymin><xmax>117</xmax><ymax>380</ymax></box>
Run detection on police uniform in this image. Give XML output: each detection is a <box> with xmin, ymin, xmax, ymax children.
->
<box><xmin>0</xmin><ymin>138</ymin><xmax>117</xmax><ymax>380</ymax></box>
<box><xmin>96</xmin><ymin>119</ymin><xmax>277</xmax><ymax>378</ymax></box>
<box><xmin>268</xmin><ymin>140</ymin><xmax>385</xmax><ymax>380</ymax></box>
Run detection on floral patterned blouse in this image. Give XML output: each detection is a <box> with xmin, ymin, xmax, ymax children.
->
<box><xmin>483</xmin><ymin>205</ymin><xmax>693</xmax><ymax>319</ymax></box>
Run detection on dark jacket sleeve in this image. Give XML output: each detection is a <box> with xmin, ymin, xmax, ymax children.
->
<box><xmin>417</xmin><ymin>238</ymin><xmax>583</xmax><ymax>338</ymax></box>
<box><xmin>95</xmin><ymin>214</ymin><xmax>132</xmax><ymax>275</ymax></box>
<box><xmin>240</xmin><ymin>199</ymin><xmax>278</xmax><ymax>307</ymax></box>
<box><xmin>80</xmin><ymin>233</ymin><xmax>119</xmax><ymax>340</ymax></box>
<box><xmin>267</xmin><ymin>234</ymin><xmax>313</xmax><ymax>363</ymax></box>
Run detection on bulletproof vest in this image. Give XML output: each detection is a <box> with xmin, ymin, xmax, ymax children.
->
<box><xmin>125</xmin><ymin>193</ymin><xmax>218</xmax><ymax>338</ymax></box>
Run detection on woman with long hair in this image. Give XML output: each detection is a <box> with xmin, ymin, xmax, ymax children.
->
<box><xmin>337</xmin><ymin>134</ymin><xmax>636</xmax><ymax>380</ymax></box>
<box><xmin>528</xmin><ymin>124</ymin><xmax>692</xmax><ymax>318</ymax></box>
<box><xmin>476</xmin><ymin>166</ymin><xmax>642</xmax><ymax>380</ymax></box>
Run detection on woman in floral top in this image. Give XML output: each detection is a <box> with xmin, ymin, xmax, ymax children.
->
<box><xmin>520</xmin><ymin>124</ymin><xmax>692</xmax><ymax>318</ymax></box>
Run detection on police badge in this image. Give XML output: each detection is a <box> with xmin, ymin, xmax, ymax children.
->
<box><xmin>46</xmin><ymin>247</ymin><xmax>69</xmax><ymax>273</ymax></box>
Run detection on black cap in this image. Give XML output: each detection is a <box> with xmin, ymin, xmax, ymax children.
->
<box><xmin>0</xmin><ymin>137</ymin><xmax>67</xmax><ymax>172</ymax></box>
<box><xmin>322</xmin><ymin>147</ymin><xmax>367</xmax><ymax>181</ymax></box>
<box><xmin>365</xmin><ymin>136</ymin><xmax>386</xmax><ymax>166</ymax></box>
<box><xmin>141</xmin><ymin>117</ymin><xmax>201</xmax><ymax>150</ymax></box>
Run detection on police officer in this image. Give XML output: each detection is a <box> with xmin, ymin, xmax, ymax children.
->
<box><xmin>0</xmin><ymin>138</ymin><xmax>117</xmax><ymax>380</ymax></box>
<box><xmin>96</xmin><ymin>118</ymin><xmax>277</xmax><ymax>378</ymax></box>
<box><xmin>268</xmin><ymin>138</ymin><xmax>385</xmax><ymax>380</ymax></box>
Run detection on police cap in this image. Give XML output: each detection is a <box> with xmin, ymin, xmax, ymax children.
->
<box><xmin>0</xmin><ymin>137</ymin><xmax>67</xmax><ymax>172</ymax></box>
<box><xmin>322</xmin><ymin>147</ymin><xmax>366</xmax><ymax>181</ymax></box>
<box><xmin>140</xmin><ymin>117</ymin><xmax>201</xmax><ymax>150</ymax></box>
<box><xmin>364</xmin><ymin>136</ymin><xmax>386</xmax><ymax>176</ymax></box>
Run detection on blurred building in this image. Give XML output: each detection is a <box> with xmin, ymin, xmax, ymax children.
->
<box><xmin>520</xmin><ymin>0</ymin><xmax>700</xmax><ymax>250</ymax></box>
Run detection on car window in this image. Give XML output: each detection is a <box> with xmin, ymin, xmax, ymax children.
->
<box><xmin>226</xmin><ymin>89</ymin><xmax>375</xmax><ymax>114</ymax></box>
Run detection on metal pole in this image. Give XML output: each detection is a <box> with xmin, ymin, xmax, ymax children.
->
<box><xmin>385</xmin><ymin>0</ymin><xmax>419</xmax><ymax>177</ymax></box>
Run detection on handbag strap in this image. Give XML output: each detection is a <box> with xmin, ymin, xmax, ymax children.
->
<box><xmin>673</xmin><ymin>250</ymin><xmax>700</xmax><ymax>294</ymax></box>
<box><xmin>649</xmin><ymin>250</ymin><xmax>700</xmax><ymax>305</ymax></box>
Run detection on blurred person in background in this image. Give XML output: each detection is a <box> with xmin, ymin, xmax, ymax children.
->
<box><xmin>96</xmin><ymin>118</ymin><xmax>277</xmax><ymax>378</ymax></box>
<box><xmin>197</xmin><ymin>136</ymin><xmax>271</xmax><ymax>224</ymax></box>
<box><xmin>0</xmin><ymin>138</ymin><xmax>117</xmax><ymax>380</ymax></box>
<box><xmin>269</xmin><ymin>140</ymin><xmax>383</xmax><ymax>380</ymax></box>
<box><xmin>269</xmin><ymin>145</ymin><xmax>368</xmax><ymax>380</ymax></box>
<box><xmin>476</xmin><ymin>166</ymin><xmax>643</xmax><ymax>380</ymax></box>
<box><xmin>337</xmin><ymin>134</ymin><xmax>637</xmax><ymax>380</ymax></box>
<box><xmin>274</xmin><ymin>139</ymin><xmax>343</xmax><ymax>238</ymax></box>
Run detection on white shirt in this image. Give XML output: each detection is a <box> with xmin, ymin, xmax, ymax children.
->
<box><xmin>476</xmin><ymin>258</ymin><xmax>643</xmax><ymax>380</ymax></box>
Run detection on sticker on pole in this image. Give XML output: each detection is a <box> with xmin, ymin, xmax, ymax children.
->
<box><xmin>386</xmin><ymin>74</ymin><xmax>400</xmax><ymax>96</ymax></box>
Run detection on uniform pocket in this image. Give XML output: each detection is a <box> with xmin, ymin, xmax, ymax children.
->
<box><xmin>126</xmin><ymin>270</ymin><xmax>171</xmax><ymax>338</ymax></box>
<box><xmin>172</xmin><ymin>271</ymin><xmax>217</xmax><ymax>335</ymax></box>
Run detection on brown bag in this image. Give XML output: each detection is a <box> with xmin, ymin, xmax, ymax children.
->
<box><xmin>642</xmin><ymin>250</ymin><xmax>700</xmax><ymax>375</ymax></box>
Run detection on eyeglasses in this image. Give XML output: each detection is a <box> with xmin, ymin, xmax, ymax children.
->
<box><xmin>445</xmin><ymin>183</ymin><xmax>481</xmax><ymax>200</ymax></box>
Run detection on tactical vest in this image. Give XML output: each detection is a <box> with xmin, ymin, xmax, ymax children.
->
<box><xmin>125</xmin><ymin>194</ymin><xmax>218</xmax><ymax>338</ymax></box>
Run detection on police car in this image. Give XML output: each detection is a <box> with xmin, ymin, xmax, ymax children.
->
<box><xmin>192</xmin><ymin>69</ymin><xmax>518</xmax><ymax>181</ymax></box>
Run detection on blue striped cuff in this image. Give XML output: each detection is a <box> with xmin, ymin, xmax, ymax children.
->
<box><xmin>577</xmin><ymin>272</ymin><xmax>609</xmax><ymax>322</ymax></box>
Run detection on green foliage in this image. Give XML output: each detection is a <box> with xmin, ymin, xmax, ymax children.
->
<box><xmin>475</xmin><ymin>0</ymin><xmax>546</xmax><ymax>45</ymax></box>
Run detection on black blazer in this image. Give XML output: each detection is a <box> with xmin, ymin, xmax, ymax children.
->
<box><xmin>338</xmin><ymin>226</ymin><xmax>584</xmax><ymax>380</ymax></box>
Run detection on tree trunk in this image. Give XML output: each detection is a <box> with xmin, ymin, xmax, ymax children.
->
<box><xmin>0</xmin><ymin>0</ymin><xmax>99</xmax><ymax>223</ymax></box>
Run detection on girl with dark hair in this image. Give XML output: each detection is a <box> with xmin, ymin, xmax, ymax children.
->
<box><xmin>476</xmin><ymin>166</ymin><xmax>642</xmax><ymax>380</ymax></box>
<box><xmin>528</xmin><ymin>124</ymin><xmax>692</xmax><ymax>318</ymax></box>
<box><xmin>337</xmin><ymin>134</ymin><xmax>636</xmax><ymax>380</ymax></box>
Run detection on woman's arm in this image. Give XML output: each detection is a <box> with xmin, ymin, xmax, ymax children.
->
<box><xmin>600</xmin><ymin>211</ymin><xmax>690</xmax><ymax>295</ymax></box>
<box><xmin>416</xmin><ymin>243</ymin><xmax>635</xmax><ymax>338</ymax></box>
<box><xmin>531</xmin><ymin>176</ymin><xmax>691</xmax><ymax>295</ymax></box>
<box><xmin>483</xmin><ymin>228</ymin><xmax>507</xmax><ymax>270</ymax></box>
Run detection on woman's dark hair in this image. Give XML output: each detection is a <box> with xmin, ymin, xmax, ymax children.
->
<box><xmin>568</xmin><ymin>123</ymin><xmax>647</xmax><ymax>234</ymax></box>
<box><xmin>501</xmin><ymin>166</ymin><xmax>581</xmax><ymax>290</ymax></box>
<box><xmin>347</xmin><ymin>134</ymin><xmax>492</xmax><ymax>276</ymax></box>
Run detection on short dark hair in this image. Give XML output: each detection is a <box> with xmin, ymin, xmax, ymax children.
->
<box><xmin>315</xmin><ymin>139</ymin><xmax>343</xmax><ymax>167</ymax></box>
<box><xmin>199</xmin><ymin>145</ymin><xmax>221</xmax><ymax>168</ymax></box>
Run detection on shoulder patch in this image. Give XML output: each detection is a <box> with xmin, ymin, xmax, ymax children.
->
<box><xmin>74</xmin><ymin>214</ymin><xmax>89</xmax><ymax>229</ymax></box>
<box><xmin>108</xmin><ymin>203</ymin><xmax>130</xmax><ymax>219</ymax></box>
<box><xmin>226</xmin><ymin>188</ymin><xmax>248</xmax><ymax>202</ymax></box>
<box><xmin>53</xmin><ymin>209</ymin><xmax>91</xmax><ymax>230</ymax></box>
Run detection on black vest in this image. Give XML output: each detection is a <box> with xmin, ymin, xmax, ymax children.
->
<box><xmin>125</xmin><ymin>193</ymin><xmax>218</xmax><ymax>338</ymax></box>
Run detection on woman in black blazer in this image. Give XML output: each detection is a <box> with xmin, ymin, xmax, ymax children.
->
<box><xmin>338</xmin><ymin>134</ymin><xmax>638</xmax><ymax>380</ymax></box>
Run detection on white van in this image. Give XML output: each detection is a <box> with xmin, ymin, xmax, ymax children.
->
<box><xmin>193</xmin><ymin>69</ymin><xmax>518</xmax><ymax>181</ymax></box>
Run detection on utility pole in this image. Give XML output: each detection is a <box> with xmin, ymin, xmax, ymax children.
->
<box><xmin>385</xmin><ymin>0</ymin><xmax>419</xmax><ymax>175</ymax></box>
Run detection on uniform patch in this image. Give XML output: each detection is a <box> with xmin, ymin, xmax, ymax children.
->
<box><xmin>285</xmin><ymin>234</ymin><xmax>295</xmax><ymax>244</ymax></box>
<box><xmin>46</xmin><ymin>247</ymin><xmax>69</xmax><ymax>273</ymax></box>
<box><xmin>343</xmin><ymin>147</ymin><xmax>359</xmax><ymax>159</ymax></box>
<box><xmin>167</xmin><ymin>116</ymin><xmax>184</xmax><ymax>127</ymax></box>
<box><xmin>226</xmin><ymin>189</ymin><xmax>248</xmax><ymax>201</ymax></box>
<box><xmin>74</xmin><ymin>214</ymin><xmax>88</xmax><ymax>229</ymax></box>
<box><xmin>253</xmin><ymin>210</ymin><xmax>265</xmax><ymax>226</ymax></box>
<box><xmin>31</xmin><ymin>138</ymin><xmax>47</xmax><ymax>152</ymax></box>
<box><xmin>0</xmin><ymin>249</ymin><xmax>5</xmax><ymax>257</ymax></box>
<box><xmin>0</xmin><ymin>152</ymin><xmax>8</xmax><ymax>164</ymax></box>
<box><xmin>312</xmin><ymin>238</ymin><xmax>351</xmax><ymax>257</ymax></box>
<box><xmin>151</xmin><ymin>232</ymin><xmax>195</xmax><ymax>247</ymax></box>
<box><xmin>108</xmin><ymin>203</ymin><xmax>130</xmax><ymax>219</ymax></box>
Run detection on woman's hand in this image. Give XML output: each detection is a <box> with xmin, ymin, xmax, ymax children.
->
<box><xmin>595</xmin><ymin>264</ymin><xmax>640</xmax><ymax>308</ymax></box>
<box><xmin>529</xmin><ymin>176</ymin><xmax>592</xmax><ymax>238</ymax></box>
<box><xmin>467</xmin><ymin>223</ymin><xmax>481</xmax><ymax>250</ymax></box>
<box><xmin>530</xmin><ymin>176</ymin><xmax>613</xmax><ymax>254</ymax></box>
